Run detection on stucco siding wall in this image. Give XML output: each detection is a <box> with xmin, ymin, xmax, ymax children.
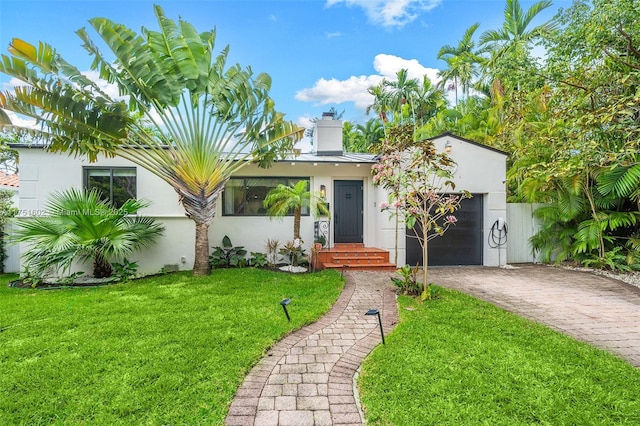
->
<box><xmin>14</xmin><ymin>148</ymin><xmax>376</xmax><ymax>274</ymax></box>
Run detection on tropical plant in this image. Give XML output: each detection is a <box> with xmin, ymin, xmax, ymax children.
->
<box><xmin>265</xmin><ymin>238</ymin><xmax>280</xmax><ymax>266</ymax></box>
<box><xmin>368</xmin><ymin>69</ymin><xmax>447</xmax><ymax>128</ymax></box>
<box><xmin>479</xmin><ymin>0</ymin><xmax>557</xmax><ymax>92</ymax></box>
<box><xmin>263</xmin><ymin>180</ymin><xmax>329</xmax><ymax>241</ymax></box>
<box><xmin>248</xmin><ymin>252</ymin><xmax>268</xmax><ymax>268</ymax></box>
<box><xmin>279</xmin><ymin>239</ymin><xmax>307</xmax><ymax>267</ymax></box>
<box><xmin>12</xmin><ymin>188</ymin><xmax>164</xmax><ymax>279</ymax></box>
<box><xmin>209</xmin><ymin>235</ymin><xmax>247</xmax><ymax>268</ymax></box>
<box><xmin>0</xmin><ymin>5</ymin><xmax>303</xmax><ymax>276</ymax></box>
<box><xmin>390</xmin><ymin>264</ymin><xmax>421</xmax><ymax>295</ymax></box>
<box><xmin>111</xmin><ymin>258</ymin><xmax>139</xmax><ymax>282</ymax></box>
<box><xmin>437</xmin><ymin>23</ymin><xmax>485</xmax><ymax>104</ymax></box>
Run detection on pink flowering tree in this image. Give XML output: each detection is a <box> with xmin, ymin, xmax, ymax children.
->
<box><xmin>372</xmin><ymin>125</ymin><xmax>470</xmax><ymax>297</ymax></box>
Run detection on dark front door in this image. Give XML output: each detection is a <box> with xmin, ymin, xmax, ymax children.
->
<box><xmin>334</xmin><ymin>180</ymin><xmax>363</xmax><ymax>243</ymax></box>
<box><xmin>406</xmin><ymin>194</ymin><xmax>483</xmax><ymax>266</ymax></box>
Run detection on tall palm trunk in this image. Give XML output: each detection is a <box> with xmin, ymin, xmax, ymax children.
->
<box><xmin>293</xmin><ymin>207</ymin><xmax>302</xmax><ymax>240</ymax></box>
<box><xmin>193</xmin><ymin>222</ymin><xmax>211</xmax><ymax>276</ymax></box>
<box><xmin>93</xmin><ymin>252</ymin><xmax>113</xmax><ymax>278</ymax></box>
<box><xmin>179</xmin><ymin>186</ymin><xmax>222</xmax><ymax>276</ymax></box>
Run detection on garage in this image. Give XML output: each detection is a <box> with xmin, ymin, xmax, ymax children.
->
<box><xmin>406</xmin><ymin>194</ymin><xmax>483</xmax><ymax>266</ymax></box>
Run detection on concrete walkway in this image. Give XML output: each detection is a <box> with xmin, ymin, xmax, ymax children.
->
<box><xmin>430</xmin><ymin>264</ymin><xmax>640</xmax><ymax>367</ymax></box>
<box><xmin>225</xmin><ymin>271</ymin><xmax>397</xmax><ymax>426</ymax></box>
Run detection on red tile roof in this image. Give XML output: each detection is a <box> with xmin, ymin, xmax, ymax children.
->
<box><xmin>0</xmin><ymin>172</ymin><xmax>19</xmax><ymax>188</ymax></box>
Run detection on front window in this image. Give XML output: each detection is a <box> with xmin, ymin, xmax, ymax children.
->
<box><xmin>84</xmin><ymin>167</ymin><xmax>137</xmax><ymax>208</ymax></box>
<box><xmin>223</xmin><ymin>177</ymin><xmax>310</xmax><ymax>216</ymax></box>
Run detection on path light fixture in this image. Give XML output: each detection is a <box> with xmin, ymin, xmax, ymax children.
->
<box><xmin>280</xmin><ymin>298</ymin><xmax>292</xmax><ymax>322</ymax></box>
<box><xmin>445</xmin><ymin>141</ymin><xmax>452</xmax><ymax>153</ymax></box>
<box><xmin>365</xmin><ymin>309</ymin><xmax>385</xmax><ymax>344</ymax></box>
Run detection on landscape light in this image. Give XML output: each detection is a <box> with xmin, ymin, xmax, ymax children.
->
<box><xmin>280</xmin><ymin>298</ymin><xmax>292</xmax><ymax>322</ymax></box>
<box><xmin>365</xmin><ymin>309</ymin><xmax>385</xmax><ymax>344</ymax></box>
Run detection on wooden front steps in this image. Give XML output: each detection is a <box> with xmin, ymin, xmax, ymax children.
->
<box><xmin>316</xmin><ymin>243</ymin><xmax>396</xmax><ymax>271</ymax></box>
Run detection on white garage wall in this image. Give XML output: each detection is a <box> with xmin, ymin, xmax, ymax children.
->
<box><xmin>372</xmin><ymin>134</ymin><xmax>508</xmax><ymax>267</ymax></box>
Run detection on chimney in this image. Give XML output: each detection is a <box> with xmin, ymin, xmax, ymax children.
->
<box><xmin>312</xmin><ymin>112</ymin><xmax>343</xmax><ymax>156</ymax></box>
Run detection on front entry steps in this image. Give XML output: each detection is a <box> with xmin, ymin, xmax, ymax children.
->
<box><xmin>317</xmin><ymin>243</ymin><xmax>396</xmax><ymax>271</ymax></box>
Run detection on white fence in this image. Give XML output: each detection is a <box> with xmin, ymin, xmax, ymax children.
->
<box><xmin>506</xmin><ymin>203</ymin><xmax>545</xmax><ymax>264</ymax></box>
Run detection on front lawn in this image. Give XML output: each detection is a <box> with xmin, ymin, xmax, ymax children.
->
<box><xmin>0</xmin><ymin>269</ymin><xmax>343</xmax><ymax>425</ymax></box>
<box><xmin>358</xmin><ymin>288</ymin><xmax>640</xmax><ymax>425</ymax></box>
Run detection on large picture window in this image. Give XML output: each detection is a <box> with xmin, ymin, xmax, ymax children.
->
<box><xmin>223</xmin><ymin>177</ymin><xmax>310</xmax><ymax>216</ymax></box>
<box><xmin>84</xmin><ymin>167</ymin><xmax>137</xmax><ymax>208</ymax></box>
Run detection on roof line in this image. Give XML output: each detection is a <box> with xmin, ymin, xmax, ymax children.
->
<box><xmin>429</xmin><ymin>131</ymin><xmax>509</xmax><ymax>156</ymax></box>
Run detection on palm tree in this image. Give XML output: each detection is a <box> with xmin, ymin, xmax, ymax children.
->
<box><xmin>264</xmin><ymin>180</ymin><xmax>329</xmax><ymax>241</ymax></box>
<box><xmin>479</xmin><ymin>0</ymin><xmax>557</xmax><ymax>90</ymax></box>
<box><xmin>383</xmin><ymin>69</ymin><xmax>420</xmax><ymax>122</ymax></box>
<box><xmin>0</xmin><ymin>6</ymin><xmax>303</xmax><ymax>276</ymax></box>
<box><xmin>437</xmin><ymin>23</ymin><xmax>484</xmax><ymax>103</ymax></box>
<box><xmin>13</xmin><ymin>188</ymin><xmax>164</xmax><ymax>278</ymax></box>
<box><xmin>366</xmin><ymin>82</ymin><xmax>392</xmax><ymax>123</ymax></box>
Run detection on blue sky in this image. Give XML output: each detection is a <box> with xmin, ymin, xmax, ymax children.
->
<box><xmin>0</xmin><ymin>0</ymin><xmax>566</xmax><ymax>135</ymax></box>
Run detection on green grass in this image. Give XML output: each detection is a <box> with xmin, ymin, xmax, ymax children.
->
<box><xmin>358</xmin><ymin>288</ymin><xmax>640</xmax><ymax>425</ymax></box>
<box><xmin>0</xmin><ymin>269</ymin><xmax>343</xmax><ymax>425</ymax></box>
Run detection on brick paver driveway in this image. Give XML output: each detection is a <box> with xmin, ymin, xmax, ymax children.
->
<box><xmin>430</xmin><ymin>264</ymin><xmax>640</xmax><ymax>367</ymax></box>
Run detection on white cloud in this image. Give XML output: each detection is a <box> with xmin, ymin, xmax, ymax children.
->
<box><xmin>326</xmin><ymin>31</ymin><xmax>342</xmax><ymax>38</ymax></box>
<box><xmin>295</xmin><ymin>53</ymin><xmax>441</xmax><ymax>112</ymax></box>
<box><xmin>3</xmin><ymin>110</ymin><xmax>37</xmax><ymax>128</ymax></box>
<box><xmin>295</xmin><ymin>74</ymin><xmax>383</xmax><ymax>110</ymax></box>
<box><xmin>326</xmin><ymin>0</ymin><xmax>442</xmax><ymax>28</ymax></box>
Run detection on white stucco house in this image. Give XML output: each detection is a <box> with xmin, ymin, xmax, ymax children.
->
<box><xmin>12</xmin><ymin>116</ymin><xmax>507</xmax><ymax>275</ymax></box>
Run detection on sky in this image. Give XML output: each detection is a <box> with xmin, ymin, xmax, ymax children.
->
<box><xmin>0</xmin><ymin>0</ymin><xmax>567</xmax><ymax>148</ymax></box>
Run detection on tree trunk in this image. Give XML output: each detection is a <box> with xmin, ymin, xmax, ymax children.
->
<box><xmin>193</xmin><ymin>221</ymin><xmax>211</xmax><ymax>276</ymax></box>
<box><xmin>177</xmin><ymin>187</ymin><xmax>221</xmax><ymax>277</ymax></box>
<box><xmin>93</xmin><ymin>253</ymin><xmax>113</xmax><ymax>278</ymax></box>
<box><xmin>422</xmin><ymin>223</ymin><xmax>429</xmax><ymax>293</ymax></box>
<box><xmin>293</xmin><ymin>207</ymin><xmax>301</xmax><ymax>240</ymax></box>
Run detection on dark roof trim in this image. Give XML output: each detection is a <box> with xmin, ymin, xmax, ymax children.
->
<box><xmin>429</xmin><ymin>132</ymin><xmax>508</xmax><ymax>156</ymax></box>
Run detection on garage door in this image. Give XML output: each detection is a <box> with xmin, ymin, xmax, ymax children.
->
<box><xmin>406</xmin><ymin>194</ymin><xmax>483</xmax><ymax>266</ymax></box>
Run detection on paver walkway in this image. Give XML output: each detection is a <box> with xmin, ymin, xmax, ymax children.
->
<box><xmin>430</xmin><ymin>264</ymin><xmax>640</xmax><ymax>367</ymax></box>
<box><xmin>225</xmin><ymin>271</ymin><xmax>397</xmax><ymax>426</ymax></box>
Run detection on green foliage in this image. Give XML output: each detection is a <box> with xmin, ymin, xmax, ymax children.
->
<box><xmin>390</xmin><ymin>264</ymin><xmax>422</xmax><ymax>296</ymax></box>
<box><xmin>421</xmin><ymin>283</ymin><xmax>441</xmax><ymax>301</ymax></box>
<box><xmin>209</xmin><ymin>235</ymin><xmax>247</xmax><ymax>268</ymax></box>
<box><xmin>112</xmin><ymin>258</ymin><xmax>139</xmax><ymax>282</ymax></box>
<box><xmin>12</xmin><ymin>188</ymin><xmax>164</xmax><ymax>279</ymax></box>
<box><xmin>278</xmin><ymin>240</ymin><xmax>307</xmax><ymax>267</ymax></box>
<box><xmin>248</xmin><ymin>252</ymin><xmax>268</xmax><ymax>268</ymax></box>
<box><xmin>264</xmin><ymin>180</ymin><xmax>328</xmax><ymax>241</ymax></box>
<box><xmin>581</xmin><ymin>247</ymin><xmax>639</xmax><ymax>272</ymax></box>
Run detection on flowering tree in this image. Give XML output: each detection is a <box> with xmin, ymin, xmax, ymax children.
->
<box><xmin>372</xmin><ymin>125</ymin><xmax>469</xmax><ymax>298</ymax></box>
